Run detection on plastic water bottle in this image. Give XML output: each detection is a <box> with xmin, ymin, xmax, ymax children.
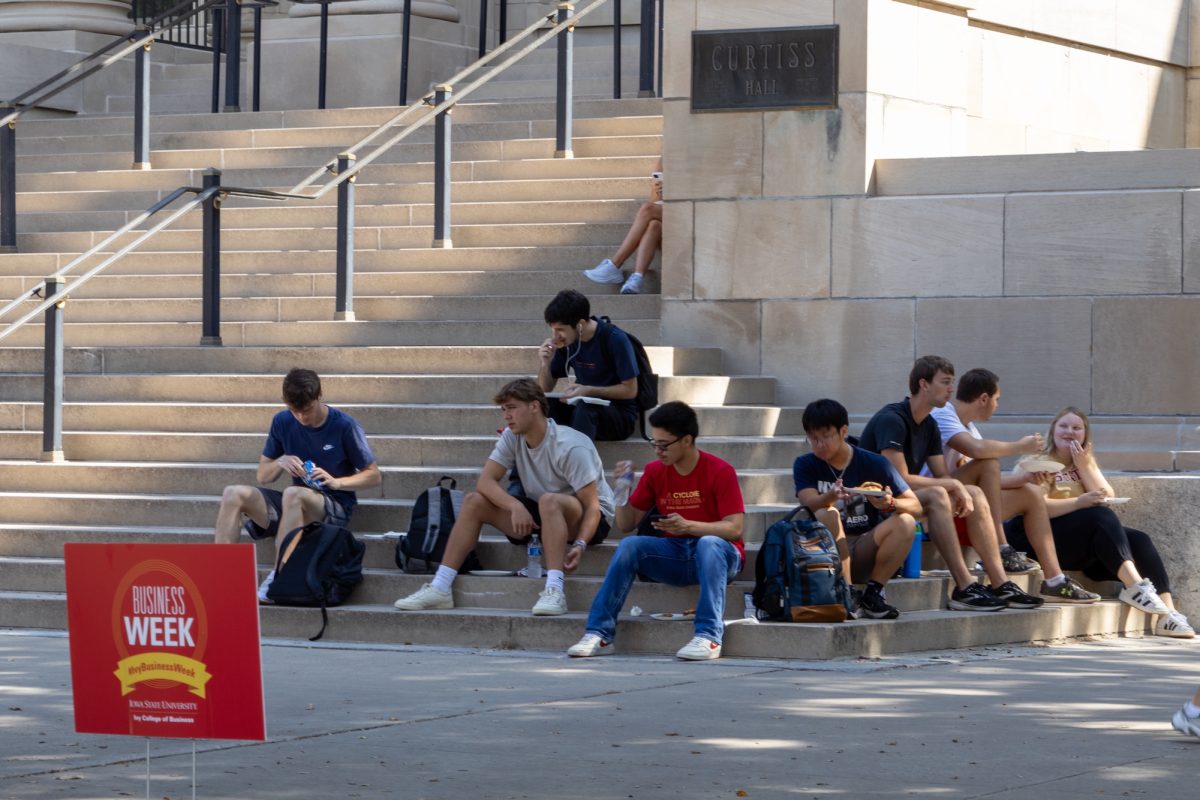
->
<box><xmin>743</xmin><ymin>592</ymin><xmax>757</xmax><ymax>619</ymax></box>
<box><xmin>526</xmin><ymin>534</ymin><xmax>543</xmax><ymax>580</ymax></box>
<box><xmin>613</xmin><ymin>464</ymin><xmax>634</xmax><ymax>507</ymax></box>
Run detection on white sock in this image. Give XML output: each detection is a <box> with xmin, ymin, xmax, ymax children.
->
<box><xmin>431</xmin><ymin>565</ymin><xmax>458</xmax><ymax>594</ymax></box>
<box><xmin>1185</xmin><ymin>701</ymin><xmax>1200</xmax><ymax>718</ymax></box>
<box><xmin>546</xmin><ymin>569</ymin><xmax>565</xmax><ymax>593</ymax></box>
<box><xmin>260</xmin><ymin>569</ymin><xmax>275</xmax><ymax>587</ymax></box>
<box><xmin>1044</xmin><ymin>574</ymin><xmax>1067</xmax><ymax>588</ymax></box>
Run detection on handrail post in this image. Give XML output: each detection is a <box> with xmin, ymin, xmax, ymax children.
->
<box><xmin>211</xmin><ymin>6</ymin><xmax>223</xmax><ymax>114</ymax></box>
<box><xmin>335</xmin><ymin>152</ymin><xmax>356</xmax><ymax>320</ymax></box>
<box><xmin>398</xmin><ymin>0</ymin><xmax>412</xmax><ymax>106</ymax></box>
<box><xmin>0</xmin><ymin>105</ymin><xmax>14</xmax><ymax>251</ymax></box>
<box><xmin>41</xmin><ymin>277</ymin><xmax>65</xmax><ymax>462</ymax></box>
<box><xmin>638</xmin><ymin>0</ymin><xmax>654</xmax><ymax>97</ymax></box>
<box><xmin>252</xmin><ymin>4</ymin><xmax>263</xmax><ymax>112</ymax></box>
<box><xmin>612</xmin><ymin>0</ymin><xmax>621</xmax><ymax>99</ymax></box>
<box><xmin>224</xmin><ymin>0</ymin><xmax>242</xmax><ymax>111</ymax></box>
<box><xmin>318</xmin><ymin>0</ymin><xmax>329</xmax><ymax>109</ymax></box>
<box><xmin>477</xmin><ymin>0</ymin><xmax>488</xmax><ymax>58</ymax></box>
<box><xmin>499</xmin><ymin>0</ymin><xmax>507</xmax><ymax>45</ymax></box>
<box><xmin>133</xmin><ymin>34</ymin><xmax>152</xmax><ymax>170</ymax></box>
<box><xmin>200</xmin><ymin>169</ymin><xmax>223</xmax><ymax>346</ymax></box>
<box><xmin>554</xmin><ymin>3</ymin><xmax>574</xmax><ymax>159</ymax></box>
<box><xmin>432</xmin><ymin>84</ymin><xmax>453</xmax><ymax>248</ymax></box>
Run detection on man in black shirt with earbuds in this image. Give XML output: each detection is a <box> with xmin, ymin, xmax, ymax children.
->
<box><xmin>536</xmin><ymin>290</ymin><xmax>640</xmax><ymax>442</ymax></box>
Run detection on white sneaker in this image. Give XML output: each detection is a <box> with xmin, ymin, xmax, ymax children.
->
<box><xmin>393</xmin><ymin>583</ymin><xmax>453</xmax><ymax>610</ymax></box>
<box><xmin>532</xmin><ymin>586</ymin><xmax>568</xmax><ymax>616</ymax></box>
<box><xmin>583</xmin><ymin>258</ymin><xmax>625</xmax><ymax>284</ymax></box>
<box><xmin>257</xmin><ymin>570</ymin><xmax>275</xmax><ymax>605</ymax></box>
<box><xmin>1118</xmin><ymin>578</ymin><xmax>1170</xmax><ymax>615</ymax></box>
<box><xmin>619</xmin><ymin>272</ymin><xmax>643</xmax><ymax>295</ymax></box>
<box><xmin>1156</xmin><ymin>610</ymin><xmax>1196</xmax><ymax>638</ymax></box>
<box><xmin>676</xmin><ymin>636</ymin><xmax>722</xmax><ymax>661</ymax></box>
<box><xmin>567</xmin><ymin>633</ymin><xmax>614</xmax><ymax>657</ymax></box>
<box><xmin>1173</xmin><ymin>707</ymin><xmax>1200</xmax><ymax>738</ymax></box>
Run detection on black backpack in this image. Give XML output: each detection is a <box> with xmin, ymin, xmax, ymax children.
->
<box><xmin>596</xmin><ymin>315</ymin><xmax>659</xmax><ymax>439</ymax></box>
<box><xmin>396</xmin><ymin>476</ymin><xmax>482</xmax><ymax>573</ymax></box>
<box><xmin>751</xmin><ymin>506</ymin><xmax>852</xmax><ymax>623</ymax></box>
<box><xmin>267</xmin><ymin>522</ymin><xmax>365</xmax><ymax>641</ymax></box>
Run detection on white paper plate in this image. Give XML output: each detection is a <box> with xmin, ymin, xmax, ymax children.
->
<box><xmin>1021</xmin><ymin>459</ymin><xmax>1064</xmax><ymax>473</ymax></box>
<box><xmin>470</xmin><ymin>569</ymin><xmax>516</xmax><ymax>577</ymax></box>
<box><xmin>650</xmin><ymin>612</ymin><xmax>695</xmax><ymax>621</ymax></box>
<box><xmin>1104</xmin><ymin>497</ymin><xmax>1131</xmax><ymax>505</ymax></box>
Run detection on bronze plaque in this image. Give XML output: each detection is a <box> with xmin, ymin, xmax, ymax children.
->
<box><xmin>691</xmin><ymin>25</ymin><xmax>838</xmax><ymax>112</ymax></box>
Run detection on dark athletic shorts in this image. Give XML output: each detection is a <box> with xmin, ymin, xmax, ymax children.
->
<box><xmin>243</xmin><ymin>486</ymin><xmax>352</xmax><ymax>539</ymax></box>
<box><xmin>503</xmin><ymin>494</ymin><xmax>611</xmax><ymax>547</ymax></box>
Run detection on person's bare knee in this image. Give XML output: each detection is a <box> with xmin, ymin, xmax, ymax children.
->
<box><xmin>919</xmin><ymin>487</ymin><xmax>951</xmax><ymax>515</ymax></box>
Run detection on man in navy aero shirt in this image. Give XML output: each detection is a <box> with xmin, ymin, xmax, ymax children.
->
<box><xmin>793</xmin><ymin>399</ymin><xmax>921</xmax><ymax>620</ymax></box>
<box><xmin>213</xmin><ymin>368</ymin><xmax>381</xmax><ymax>601</ymax></box>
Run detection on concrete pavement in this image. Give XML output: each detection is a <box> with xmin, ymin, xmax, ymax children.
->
<box><xmin>1</xmin><ymin>630</ymin><xmax>1198</xmax><ymax>799</ymax></box>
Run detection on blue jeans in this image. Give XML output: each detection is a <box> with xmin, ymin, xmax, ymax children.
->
<box><xmin>585</xmin><ymin>535</ymin><xmax>741</xmax><ymax>644</ymax></box>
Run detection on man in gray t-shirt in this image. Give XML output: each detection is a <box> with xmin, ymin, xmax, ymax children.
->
<box><xmin>394</xmin><ymin>379</ymin><xmax>614</xmax><ymax>618</ymax></box>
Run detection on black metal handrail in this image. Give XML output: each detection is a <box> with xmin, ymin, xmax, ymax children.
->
<box><xmin>5</xmin><ymin>0</ymin><xmax>224</xmax><ymax>120</ymax></box>
<box><xmin>0</xmin><ymin>0</ymin><xmax>643</xmax><ymax>461</ymax></box>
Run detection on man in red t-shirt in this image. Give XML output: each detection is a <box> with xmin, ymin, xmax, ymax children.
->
<box><xmin>567</xmin><ymin>401</ymin><xmax>745</xmax><ymax>660</ymax></box>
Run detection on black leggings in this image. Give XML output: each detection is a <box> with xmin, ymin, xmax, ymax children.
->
<box><xmin>1004</xmin><ymin>506</ymin><xmax>1170</xmax><ymax>594</ymax></box>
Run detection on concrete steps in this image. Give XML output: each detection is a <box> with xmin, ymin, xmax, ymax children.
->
<box><xmin>1</xmin><ymin>89</ymin><xmax>1190</xmax><ymax>662</ymax></box>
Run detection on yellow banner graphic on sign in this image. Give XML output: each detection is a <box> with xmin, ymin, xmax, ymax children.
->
<box><xmin>114</xmin><ymin>653</ymin><xmax>212</xmax><ymax>698</ymax></box>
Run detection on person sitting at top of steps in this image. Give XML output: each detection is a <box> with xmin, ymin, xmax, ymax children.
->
<box><xmin>582</xmin><ymin>157</ymin><xmax>662</xmax><ymax>296</ymax></box>
<box><xmin>212</xmin><ymin>368</ymin><xmax>382</xmax><ymax>602</ymax></box>
<box><xmin>568</xmin><ymin>401</ymin><xmax>745</xmax><ymax>661</ymax></box>
<box><xmin>393</xmin><ymin>378</ymin><xmax>615</xmax><ymax>617</ymax></box>
<box><xmin>858</xmin><ymin>355</ymin><xmax>1043</xmax><ymax>613</ymax></box>
<box><xmin>927</xmin><ymin>368</ymin><xmax>1099</xmax><ymax>605</ymax></box>
<box><xmin>536</xmin><ymin>289</ymin><xmax>639</xmax><ymax>443</ymax></box>
<box><xmin>793</xmin><ymin>398</ymin><xmax>921</xmax><ymax>620</ymax></box>
<box><xmin>1003</xmin><ymin>406</ymin><xmax>1193</xmax><ymax>638</ymax></box>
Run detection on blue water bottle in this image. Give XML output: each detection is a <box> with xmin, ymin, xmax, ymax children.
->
<box><xmin>901</xmin><ymin>522</ymin><xmax>925</xmax><ymax>578</ymax></box>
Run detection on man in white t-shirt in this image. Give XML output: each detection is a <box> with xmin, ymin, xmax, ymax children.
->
<box><xmin>393</xmin><ymin>378</ymin><xmax>616</xmax><ymax>616</ymax></box>
<box><xmin>930</xmin><ymin>368</ymin><xmax>1099</xmax><ymax>603</ymax></box>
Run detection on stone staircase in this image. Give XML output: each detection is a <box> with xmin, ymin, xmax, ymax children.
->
<box><xmin>0</xmin><ymin>87</ymin><xmax>1186</xmax><ymax>659</ymax></box>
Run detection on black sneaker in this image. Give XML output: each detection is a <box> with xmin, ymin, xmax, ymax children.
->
<box><xmin>999</xmin><ymin>545</ymin><xmax>1039</xmax><ymax>574</ymax></box>
<box><xmin>948</xmin><ymin>582</ymin><xmax>1006</xmax><ymax>612</ymax></box>
<box><xmin>1039</xmin><ymin>577</ymin><xmax>1101</xmax><ymax>604</ymax></box>
<box><xmin>990</xmin><ymin>580</ymin><xmax>1045</xmax><ymax>609</ymax></box>
<box><xmin>858</xmin><ymin>587</ymin><xmax>900</xmax><ymax>620</ymax></box>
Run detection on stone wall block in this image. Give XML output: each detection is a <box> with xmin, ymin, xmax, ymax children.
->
<box><xmin>661</xmin><ymin>200</ymin><xmax>695</xmax><ymax>300</ymax></box>
<box><xmin>915</xmin><ymin>297</ymin><xmax>1093</xmax><ymax>415</ymax></box>
<box><xmin>761</xmin><ymin>299</ymin><xmax>914</xmax><ymax>409</ymax></box>
<box><xmin>694</xmin><ymin>199</ymin><xmax>831</xmax><ymax>301</ymax></box>
<box><xmin>1004</xmin><ymin>191</ymin><xmax>1183</xmax><ymax>296</ymax></box>
<box><xmin>832</xmin><ymin>196</ymin><xmax>1003</xmax><ymax>298</ymax></box>
<box><xmin>1093</xmin><ymin>297</ymin><xmax>1200</xmax><ymax>415</ymax></box>
<box><xmin>663</xmin><ymin>99</ymin><xmax>763</xmax><ymax>199</ymax></box>
<box><xmin>662</xmin><ymin>0</ymin><xmax>697</xmax><ymax>100</ymax></box>
<box><xmin>695</xmin><ymin>0</ymin><xmax>834</xmax><ymax>29</ymax></box>
<box><xmin>1182</xmin><ymin>191</ymin><xmax>1200</xmax><ymax>294</ymax></box>
<box><xmin>661</xmin><ymin>301</ymin><xmax>761</xmax><ymax>376</ymax></box>
<box><xmin>834</xmin><ymin>0</ymin><xmax>867</xmax><ymax>93</ymax></box>
<box><xmin>762</xmin><ymin>92</ymin><xmax>868</xmax><ymax>196</ymax></box>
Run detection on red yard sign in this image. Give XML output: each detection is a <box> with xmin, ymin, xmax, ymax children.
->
<box><xmin>64</xmin><ymin>543</ymin><xmax>266</xmax><ymax>741</ymax></box>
